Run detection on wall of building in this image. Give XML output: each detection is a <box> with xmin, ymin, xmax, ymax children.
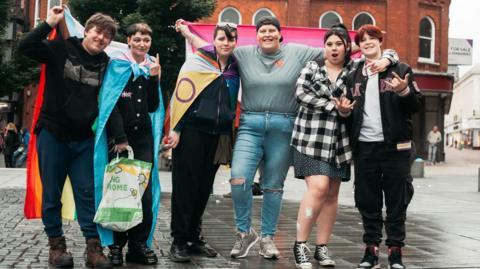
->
<box><xmin>200</xmin><ymin>0</ymin><xmax>451</xmax><ymax>74</ymax></box>
<box><xmin>445</xmin><ymin>65</ymin><xmax>480</xmax><ymax>149</ymax></box>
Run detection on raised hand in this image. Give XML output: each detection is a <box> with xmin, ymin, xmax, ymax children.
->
<box><xmin>150</xmin><ymin>53</ymin><xmax>161</xmax><ymax>80</ymax></box>
<box><xmin>46</xmin><ymin>6</ymin><xmax>64</xmax><ymax>28</ymax></box>
<box><xmin>175</xmin><ymin>19</ymin><xmax>191</xmax><ymax>37</ymax></box>
<box><xmin>385</xmin><ymin>72</ymin><xmax>410</xmax><ymax>93</ymax></box>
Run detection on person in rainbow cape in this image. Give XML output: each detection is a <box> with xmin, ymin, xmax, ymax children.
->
<box><xmin>163</xmin><ymin>21</ymin><xmax>239</xmax><ymax>262</ymax></box>
<box><xmin>19</xmin><ymin>5</ymin><xmax>117</xmax><ymax>269</ymax></box>
<box><xmin>93</xmin><ymin>22</ymin><xmax>164</xmax><ymax>266</ymax></box>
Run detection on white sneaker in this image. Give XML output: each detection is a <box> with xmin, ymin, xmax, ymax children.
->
<box><xmin>259</xmin><ymin>236</ymin><xmax>280</xmax><ymax>259</ymax></box>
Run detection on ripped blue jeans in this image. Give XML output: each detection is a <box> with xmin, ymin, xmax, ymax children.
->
<box><xmin>230</xmin><ymin>111</ymin><xmax>295</xmax><ymax>237</ymax></box>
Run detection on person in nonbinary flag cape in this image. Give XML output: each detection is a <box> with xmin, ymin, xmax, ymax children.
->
<box><xmin>164</xmin><ymin>22</ymin><xmax>239</xmax><ymax>262</ymax></box>
<box><xmin>18</xmin><ymin>5</ymin><xmax>117</xmax><ymax>269</ymax></box>
<box><xmin>93</xmin><ymin>23</ymin><xmax>163</xmax><ymax>266</ymax></box>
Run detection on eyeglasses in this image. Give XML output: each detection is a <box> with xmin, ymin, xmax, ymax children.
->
<box><xmin>216</xmin><ymin>22</ymin><xmax>238</xmax><ymax>29</ymax></box>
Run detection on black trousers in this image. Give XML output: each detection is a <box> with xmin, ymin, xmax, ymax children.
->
<box><xmin>109</xmin><ymin>131</ymin><xmax>154</xmax><ymax>248</ymax></box>
<box><xmin>354</xmin><ymin>142</ymin><xmax>414</xmax><ymax>247</ymax></box>
<box><xmin>170</xmin><ymin>127</ymin><xmax>220</xmax><ymax>245</ymax></box>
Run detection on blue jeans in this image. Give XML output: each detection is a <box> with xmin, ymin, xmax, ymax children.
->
<box><xmin>230</xmin><ymin>111</ymin><xmax>295</xmax><ymax>236</ymax></box>
<box><xmin>427</xmin><ymin>144</ymin><xmax>437</xmax><ymax>163</ymax></box>
<box><xmin>37</xmin><ymin>129</ymin><xmax>98</xmax><ymax>239</ymax></box>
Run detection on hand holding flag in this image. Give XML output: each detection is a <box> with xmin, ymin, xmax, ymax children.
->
<box><xmin>46</xmin><ymin>6</ymin><xmax>64</xmax><ymax>28</ymax></box>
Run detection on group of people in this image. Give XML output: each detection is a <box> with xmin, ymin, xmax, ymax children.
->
<box><xmin>0</xmin><ymin>123</ymin><xmax>29</xmax><ymax>168</ymax></box>
<box><xmin>172</xmin><ymin>16</ymin><xmax>420</xmax><ymax>269</ymax></box>
<box><xmin>18</xmin><ymin>4</ymin><xmax>421</xmax><ymax>269</ymax></box>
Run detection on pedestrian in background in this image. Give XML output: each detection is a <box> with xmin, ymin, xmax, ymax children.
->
<box><xmin>18</xmin><ymin>5</ymin><xmax>117</xmax><ymax>268</ymax></box>
<box><xmin>12</xmin><ymin>127</ymin><xmax>30</xmax><ymax>168</ymax></box>
<box><xmin>3</xmin><ymin>123</ymin><xmax>19</xmax><ymax>168</ymax></box>
<box><xmin>427</xmin><ymin>125</ymin><xmax>442</xmax><ymax>165</ymax></box>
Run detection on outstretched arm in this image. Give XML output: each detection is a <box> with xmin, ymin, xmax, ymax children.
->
<box><xmin>175</xmin><ymin>19</ymin><xmax>209</xmax><ymax>49</ymax></box>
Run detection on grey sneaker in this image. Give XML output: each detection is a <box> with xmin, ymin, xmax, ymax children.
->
<box><xmin>314</xmin><ymin>245</ymin><xmax>336</xmax><ymax>267</ymax></box>
<box><xmin>230</xmin><ymin>228</ymin><xmax>259</xmax><ymax>259</ymax></box>
<box><xmin>259</xmin><ymin>236</ymin><xmax>280</xmax><ymax>259</ymax></box>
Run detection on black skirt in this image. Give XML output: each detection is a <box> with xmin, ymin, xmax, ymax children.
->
<box><xmin>293</xmin><ymin>149</ymin><xmax>351</xmax><ymax>182</ymax></box>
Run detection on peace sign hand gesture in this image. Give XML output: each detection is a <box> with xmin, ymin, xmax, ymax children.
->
<box><xmin>150</xmin><ymin>53</ymin><xmax>161</xmax><ymax>80</ymax></box>
<box><xmin>385</xmin><ymin>72</ymin><xmax>410</xmax><ymax>94</ymax></box>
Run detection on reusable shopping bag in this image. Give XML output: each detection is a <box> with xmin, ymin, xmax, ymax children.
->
<box><xmin>94</xmin><ymin>146</ymin><xmax>152</xmax><ymax>231</ymax></box>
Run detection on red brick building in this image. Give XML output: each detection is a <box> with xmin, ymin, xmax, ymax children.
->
<box><xmin>200</xmin><ymin>0</ymin><xmax>453</xmax><ymax>160</ymax></box>
<box><xmin>19</xmin><ymin>0</ymin><xmax>453</xmax><ymax>160</ymax></box>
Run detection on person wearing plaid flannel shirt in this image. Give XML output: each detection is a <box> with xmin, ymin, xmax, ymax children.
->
<box><xmin>291</xmin><ymin>24</ymin><xmax>398</xmax><ymax>269</ymax></box>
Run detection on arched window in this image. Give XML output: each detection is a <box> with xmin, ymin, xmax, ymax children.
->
<box><xmin>352</xmin><ymin>12</ymin><xmax>375</xmax><ymax>30</ymax></box>
<box><xmin>319</xmin><ymin>11</ymin><xmax>342</xmax><ymax>28</ymax></box>
<box><xmin>218</xmin><ymin>7</ymin><xmax>241</xmax><ymax>24</ymax></box>
<box><xmin>252</xmin><ymin>8</ymin><xmax>275</xmax><ymax>25</ymax></box>
<box><xmin>419</xmin><ymin>16</ymin><xmax>435</xmax><ymax>61</ymax></box>
<box><xmin>47</xmin><ymin>0</ymin><xmax>61</xmax><ymax>11</ymax></box>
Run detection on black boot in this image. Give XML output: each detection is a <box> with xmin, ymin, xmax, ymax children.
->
<box><xmin>125</xmin><ymin>242</ymin><xmax>158</xmax><ymax>265</ymax></box>
<box><xmin>188</xmin><ymin>238</ymin><xmax>218</xmax><ymax>258</ymax></box>
<box><xmin>169</xmin><ymin>243</ymin><xmax>191</xmax><ymax>262</ymax></box>
<box><xmin>107</xmin><ymin>245</ymin><xmax>123</xmax><ymax>266</ymax></box>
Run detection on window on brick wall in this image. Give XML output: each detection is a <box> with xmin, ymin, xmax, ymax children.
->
<box><xmin>319</xmin><ymin>11</ymin><xmax>342</xmax><ymax>28</ymax></box>
<box><xmin>419</xmin><ymin>16</ymin><xmax>435</xmax><ymax>62</ymax></box>
<box><xmin>34</xmin><ymin>0</ymin><xmax>40</xmax><ymax>27</ymax></box>
<box><xmin>352</xmin><ymin>12</ymin><xmax>375</xmax><ymax>30</ymax></box>
<box><xmin>252</xmin><ymin>8</ymin><xmax>275</xmax><ymax>25</ymax></box>
<box><xmin>219</xmin><ymin>7</ymin><xmax>241</xmax><ymax>24</ymax></box>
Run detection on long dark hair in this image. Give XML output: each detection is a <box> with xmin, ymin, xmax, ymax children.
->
<box><xmin>324</xmin><ymin>23</ymin><xmax>352</xmax><ymax>66</ymax></box>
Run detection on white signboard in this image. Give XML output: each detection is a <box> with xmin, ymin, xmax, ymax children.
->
<box><xmin>448</xmin><ymin>38</ymin><xmax>473</xmax><ymax>65</ymax></box>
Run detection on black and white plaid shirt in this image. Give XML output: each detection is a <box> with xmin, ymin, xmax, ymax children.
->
<box><xmin>291</xmin><ymin>60</ymin><xmax>352</xmax><ymax>167</ymax></box>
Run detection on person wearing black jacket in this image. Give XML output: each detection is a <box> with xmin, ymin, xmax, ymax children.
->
<box><xmin>105</xmin><ymin>23</ymin><xmax>160</xmax><ymax>266</ymax></box>
<box><xmin>347</xmin><ymin>25</ymin><xmax>422</xmax><ymax>269</ymax></box>
<box><xmin>165</xmin><ymin>22</ymin><xmax>239</xmax><ymax>262</ymax></box>
<box><xmin>3</xmin><ymin>123</ymin><xmax>19</xmax><ymax>168</ymax></box>
<box><xmin>18</xmin><ymin>6</ymin><xmax>117</xmax><ymax>269</ymax></box>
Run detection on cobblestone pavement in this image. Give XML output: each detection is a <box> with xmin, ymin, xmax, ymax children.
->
<box><xmin>1</xmin><ymin>147</ymin><xmax>480</xmax><ymax>268</ymax></box>
<box><xmin>1</xmin><ymin>186</ymin><xmax>480</xmax><ymax>269</ymax></box>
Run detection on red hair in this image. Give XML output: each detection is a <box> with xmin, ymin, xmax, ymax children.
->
<box><xmin>354</xmin><ymin>24</ymin><xmax>383</xmax><ymax>46</ymax></box>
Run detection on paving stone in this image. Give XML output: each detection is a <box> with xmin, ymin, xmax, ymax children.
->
<box><xmin>1</xmin><ymin>188</ymin><xmax>480</xmax><ymax>268</ymax></box>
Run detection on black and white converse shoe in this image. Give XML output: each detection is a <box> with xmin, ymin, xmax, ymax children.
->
<box><xmin>293</xmin><ymin>241</ymin><xmax>312</xmax><ymax>269</ymax></box>
<box><xmin>314</xmin><ymin>245</ymin><xmax>335</xmax><ymax>267</ymax></box>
